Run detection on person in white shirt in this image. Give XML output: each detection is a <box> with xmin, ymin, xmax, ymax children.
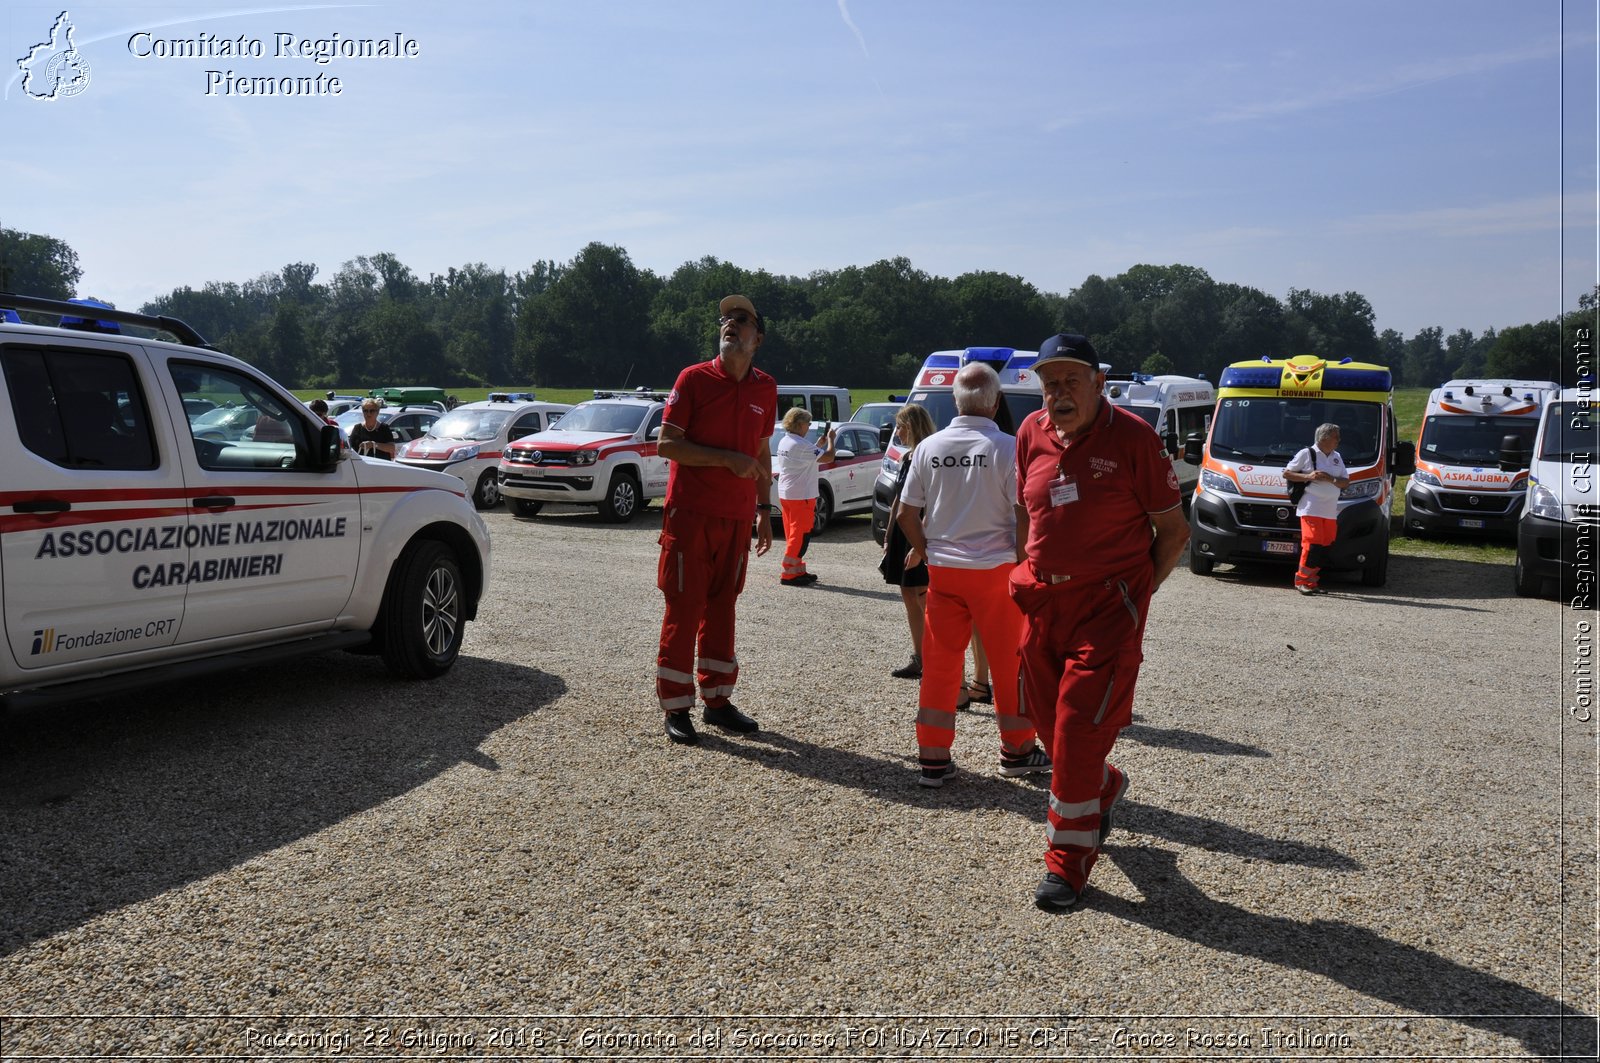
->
<box><xmin>896</xmin><ymin>362</ymin><xmax>1048</xmax><ymax>787</ymax></box>
<box><xmin>1283</xmin><ymin>423</ymin><xmax>1350</xmax><ymax>595</ymax></box>
<box><xmin>775</xmin><ymin>408</ymin><xmax>835</xmax><ymax>586</ymax></box>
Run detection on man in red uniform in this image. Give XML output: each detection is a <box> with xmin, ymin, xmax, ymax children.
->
<box><xmin>1012</xmin><ymin>334</ymin><xmax>1189</xmax><ymax>912</ymax></box>
<box><xmin>655</xmin><ymin>295</ymin><xmax>779</xmax><ymax>746</ymax></box>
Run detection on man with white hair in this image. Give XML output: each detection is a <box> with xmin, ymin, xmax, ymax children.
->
<box><xmin>1013</xmin><ymin>333</ymin><xmax>1189</xmax><ymax>912</ymax></box>
<box><xmin>896</xmin><ymin>361</ymin><xmax>1048</xmax><ymax>788</ymax></box>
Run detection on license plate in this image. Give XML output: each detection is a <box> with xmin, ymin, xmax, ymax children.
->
<box><xmin>1262</xmin><ymin>540</ymin><xmax>1297</xmax><ymax>555</ymax></box>
<box><xmin>1458</xmin><ymin>518</ymin><xmax>1485</xmax><ymax>529</ymax></box>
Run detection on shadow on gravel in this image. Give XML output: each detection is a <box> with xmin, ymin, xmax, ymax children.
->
<box><xmin>0</xmin><ymin>653</ymin><xmax>563</xmax><ymax>957</ymax></box>
<box><xmin>718</xmin><ymin>729</ymin><xmax>1351</xmax><ymax>870</ymax></box>
<box><xmin>1093</xmin><ymin>845</ymin><xmax>1595</xmax><ymax>1060</ymax></box>
<box><xmin>1123</xmin><ymin>720</ymin><xmax>1271</xmax><ymax>758</ymax></box>
<box><xmin>1193</xmin><ymin>552</ymin><xmax>1516</xmax><ymax>608</ymax></box>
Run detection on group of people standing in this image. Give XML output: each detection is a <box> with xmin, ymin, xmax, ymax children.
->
<box><xmin>649</xmin><ymin>296</ymin><xmax>1189</xmax><ymax>913</ymax></box>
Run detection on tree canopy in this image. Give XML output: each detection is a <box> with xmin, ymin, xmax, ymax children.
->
<box><xmin>4</xmin><ymin>228</ymin><xmax>1590</xmax><ymax>389</ymax></box>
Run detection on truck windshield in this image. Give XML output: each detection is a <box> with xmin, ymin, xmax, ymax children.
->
<box><xmin>1117</xmin><ymin>405</ymin><xmax>1160</xmax><ymax>429</ymax></box>
<box><xmin>431</xmin><ymin>409</ymin><xmax>511</xmax><ymax>441</ymax></box>
<box><xmin>1419</xmin><ymin>415</ymin><xmax>1537</xmax><ymax>465</ymax></box>
<box><xmin>1208</xmin><ymin>397</ymin><xmax>1384</xmax><ymax>466</ymax></box>
<box><xmin>1540</xmin><ymin>402</ymin><xmax>1598</xmax><ymax>461</ymax></box>
<box><xmin>553</xmin><ymin>403</ymin><xmax>646</xmax><ymax>435</ymax></box>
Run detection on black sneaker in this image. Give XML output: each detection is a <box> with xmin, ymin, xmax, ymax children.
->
<box><xmin>703</xmin><ymin>703</ymin><xmax>759</xmax><ymax>733</ymax></box>
<box><xmin>891</xmin><ymin>654</ymin><xmax>922</xmax><ymax>679</ymax></box>
<box><xmin>998</xmin><ymin>745</ymin><xmax>1052</xmax><ymax>777</ymax></box>
<box><xmin>664</xmin><ymin>711</ymin><xmax>699</xmax><ymax>745</ymax></box>
<box><xmin>919</xmin><ymin>759</ymin><xmax>958</xmax><ymax>788</ymax></box>
<box><xmin>1034</xmin><ymin>872</ymin><xmax>1081</xmax><ymax>913</ymax></box>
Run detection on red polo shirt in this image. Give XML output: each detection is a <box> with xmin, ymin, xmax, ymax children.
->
<box><xmin>1016</xmin><ymin>398</ymin><xmax>1182</xmax><ymax>580</ymax></box>
<box><xmin>663</xmin><ymin>357</ymin><xmax>778</xmax><ymax>521</ymax></box>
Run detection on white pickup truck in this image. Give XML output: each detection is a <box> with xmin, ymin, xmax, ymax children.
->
<box><xmin>0</xmin><ymin>294</ymin><xmax>491</xmax><ymax>713</ymax></box>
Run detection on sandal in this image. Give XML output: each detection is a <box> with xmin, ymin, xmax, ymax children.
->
<box><xmin>965</xmin><ymin>679</ymin><xmax>993</xmax><ymax>704</ymax></box>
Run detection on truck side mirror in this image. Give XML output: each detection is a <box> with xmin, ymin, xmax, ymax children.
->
<box><xmin>1498</xmin><ymin>434</ymin><xmax>1530</xmax><ymax>472</ymax></box>
<box><xmin>879</xmin><ymin>425</ymin><xmax>893</xmax><ymax>449</ymax></box>
<box><xmin>318</xmin><ymin>423</ymin><xmax>343</xmax><ymax>469</ymax></box>
<box><xmin>1183</xmin><ymin>432</ymin><xmax>1204</xmax><ymax>466</ymax></box>
<box><xmin>1164</xmin><ymin>429</ymin><xmax>1180</xmax><ymax>457</ymax></box>
<box><xmin>1393</xmin><ymin>440</ymin><xmax>1416</xmax><ymax>477</ymax></box>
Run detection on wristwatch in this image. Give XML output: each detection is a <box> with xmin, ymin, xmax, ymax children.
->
<box><xmin>756</xmin><ymin>503</ymin><xmax>774</xmax><ymax>511</ymax></box>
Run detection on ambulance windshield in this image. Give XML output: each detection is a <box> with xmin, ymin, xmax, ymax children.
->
<box><xmin>1420</xmin><ymin>416</ymin><xmax>1537</xmax><ymax>465</ymax></box>
<box><xmin>1208</xmin><ymin>398</ymin><xmax>1384</xmax><ymax>466</ymax></box>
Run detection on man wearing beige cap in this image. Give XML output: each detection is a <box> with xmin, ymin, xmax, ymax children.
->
<box><xmin>1012</xmin><ymin>332</ymin><xmax>1188</xmax><ymax>913</ymax></box>
<box><xmin>654</xmin><ymin>295</ymin><xmax>779</xmax><ymax>746</ymax></box>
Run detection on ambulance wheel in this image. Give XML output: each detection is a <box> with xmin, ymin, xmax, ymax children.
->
<box><xmin>380</xmin><ymin>539</ymin><xmax>464</xmax><ymax>679</ymax></box>
<box><xmin>473</xmin><ymin>471</ymin><xmax>501</xmax><ymax>510</ymax></box>
<box><xmin>1361</xmin><ymin>549</ymin><xmax>1388</xmax><ymax>587</ymax></box>
<box><xmin>599</xmin><ymin>471</ymin><xmax>641</xmax><ymax>523</ymax></box>
<box><xmin>1188</xmin><ymin>548</ymin><xmax>1214</xmax><ymax>575</ymax></box>
<box><xmin>812</xmin><ymin>485</ymin><xmax>835</xmax><ymax>535</ymax></box>
<box><xmin>513</xmin><ymin>499</ymin><xmax>543</xmax><ymax>518</ymax></box>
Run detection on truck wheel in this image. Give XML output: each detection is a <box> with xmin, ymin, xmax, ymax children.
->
<box><xmin>1513</xmin><ymin>552</ymin><xmax>1543</xmax><ymax>598</ymax></box>
<box><xmin>599</xmin><ymin>471</ymin><xmax>641</xmax><ymax>523</ymax></box>
<box><xmin>472</xmin><ymin>471</ymin><xmax>500</xmax><ymax>510</ymax></box>
<box><xmin>1361</xmin><ymin>549</ymin><xmax>1389</xmax><ymax>587</ymax></box>
<box><xmin>380</xmin><ymin>539</ymin><xmax>464</xmax><ymax>679</ymax></box>
<box><xmin>811</xmin><ymin>485</ymin><xmax>834</xmax><ymax>535</ymax></box>
<box><xmin>513</xmin><ymin>499</ymin><xmax>543</xmax><ymax>518</ymax></box>
<box><xmin>1188</xmin><ymin>548</ymin><xmax>1214</xmax><ymax>575</ymax></box>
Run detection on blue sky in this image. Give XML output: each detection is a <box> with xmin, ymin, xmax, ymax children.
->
<box><xmin>3</xmin><ymin>0</ymin><xmax>1596</xmax><ymax>340</ymax></box>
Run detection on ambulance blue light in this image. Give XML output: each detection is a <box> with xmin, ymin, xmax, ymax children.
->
<box><xmin>962</xmin><ymin>347</ymin><xmax>1015</xmax><ymax>364</ymax></box>
<box><xmin>925</xmin><ymin>354</ymin><xmax>961</xmax><ymax>369</ymax></box>
<box><xmin>1220</xmin><ymin>366</ymin><xmax>1283</xmax><ymax>389</ymax></box>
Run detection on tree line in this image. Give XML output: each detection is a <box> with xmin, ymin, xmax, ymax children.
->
<box><xmin>2</xmin><ymin>228</ymin><xmax>1590</xmax><ymax>390</ymax></box>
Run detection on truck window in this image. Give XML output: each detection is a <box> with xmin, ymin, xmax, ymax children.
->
<box><xmin>2</xmin><ymin>346</ymin><xmax>157</xmax><ymax>470</ymax></box>
<box><xmin>810</xmin><ymin>395</ymin><xmax>840</xmax><ymax>421</ymax></box>
<box><xmin>171</xmin><ymin>362</ymin><xmax>313</xmax><ymax>471</ymax></box>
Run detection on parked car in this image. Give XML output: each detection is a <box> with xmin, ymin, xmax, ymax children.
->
<box><xmin>498</xmin><ymin>391</ymin><xmax>669</xmax><ymax>521</ymax></box>
<box><xmin>183</xmin><ymin>397</ymin><xmax>219</xmax><ymax>421</ymax></box>
<box><xmin>849</xmin><ymin>400</ymin><xmax>905</xmax><ymax>447</ymax></box>
<box><xmin>398</xmin><ymin>397</ymin><xmax>572</xmax><ymax>509</ymax></box>
<box><xmin>190</xmin><ymin>403</ymin><xmax>262</xmax><ymax>442</ymax></box>
<box><xmin>332</xmin><ymin>405</ymin><xmax>441</xmax><ymax>446</ymax></box>
<box><xmin>768</xmin><ymin>419</ymin><xmax>884</xmax><ymax>534</ymax></box>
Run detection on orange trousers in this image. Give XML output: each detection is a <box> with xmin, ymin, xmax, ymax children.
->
<box><xmin>1296</xmin><ymin>515</ymin><xmax>1338</xmax><ymax>589</ymax></box>
<box><xmin>779</xmin><ymin>497</ymin><xmax>815</xmax><ymax>580</ymax></box>
<box><xmin>915</xmin><ymin>562</ymin><xmax>1034</xmax><ymax>766</ymax></box>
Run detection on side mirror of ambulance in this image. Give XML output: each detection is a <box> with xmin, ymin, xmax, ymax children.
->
<box><xmin>1164</xmin><ymin>429</ymin><xmax>1180</xmax><ymax>457</ymax></box>
<box><xmin>1182</xmin><ymin>433</ymin><xmax>1205</xmax><ymax>466</ymax></box>
<box><xmin>1393</xmin><ymin>440</ymin><xmax>1416</xmax><ymax>477</ymax></box>
<box><xmin>1498</xmin><ymin>434</ymin><xmax>1530</xmax><ymax>472</ymax></box>
<box><xmin>879</xmin><ymin>425</ymin><xmax>892</xmax><ymax>449</ymax></box>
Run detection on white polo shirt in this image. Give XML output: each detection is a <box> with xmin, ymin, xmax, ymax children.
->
<box><xmin>1286</xmin><ymin>445</ymin><xmax>1347</xmax><ymax>520</ymax></box>
<box><xmin>900</xmin><ymin>415</ymin><xmax>1017</xmax><ymax>569</ymax></box>
<box><xmin>776</xmin><ymin>431</ymin><xmax>824</xmax><ymax>500</ymax></box>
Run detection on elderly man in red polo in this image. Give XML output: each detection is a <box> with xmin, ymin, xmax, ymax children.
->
<box><xmin>1011</xmin><ymin>333</ymin><xmax>1189</xmax><ymax>912</ymax></box>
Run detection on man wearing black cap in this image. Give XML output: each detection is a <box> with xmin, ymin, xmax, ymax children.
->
<box><xmin>653</xmin><ymin>295</ymin><xmax>779</xmax><ymax>745</ymax></box>
<box><xmin>1011</xmin><ymin>333</ymin><xmax>1189</xmax><ymax>912</ymax></box>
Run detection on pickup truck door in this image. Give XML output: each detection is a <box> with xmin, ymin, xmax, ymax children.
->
<box><xmin>0</xmin><ymin>339</ymin><xmax>188</xmax><ymax>673</ymax></box>
<box><xmin>642</xmin><ymin>406</ymin><xmax>669</xmax><ymax>495</ymax></box>
<box><xmin>166</xmin><ymin>359</ymin><xmax>361</xmax><ymax>643</ymax></box>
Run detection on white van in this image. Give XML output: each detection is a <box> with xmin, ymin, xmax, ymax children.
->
<box><xmin>869</xmin><ymin>347</ymin><xmax>1043</xmax><ymax>544</ymax></box>
<box><xmin>775</xmin><ymin>385</ymin><xmax>851</xmax><ymax>425</ymax></box>
<box><xmin>1508</xmin><ymin>385</ymin><xmax>1598</xmax><ymax>598</ymax></box>
<box><xmin>1403</xmin><ymin>379</ymin><xmax>1559</xmax><ymax>537</ymax></box>
<box><xmin>1104</xmin><ymin>372</ymin><xmax>1215</xmax><ymax>499</ymax></box>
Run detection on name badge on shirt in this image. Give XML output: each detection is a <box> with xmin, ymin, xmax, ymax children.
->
<box><xmin>1049</xmin><ymin>474</ymin><xmax>1079</xmax><ymax>507</ymax></box>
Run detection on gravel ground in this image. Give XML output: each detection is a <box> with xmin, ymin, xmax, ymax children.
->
<box><xmin>0</xmin><ymin>504</ymin><xmax>1594</xmax><ymax>1061</ymax></box>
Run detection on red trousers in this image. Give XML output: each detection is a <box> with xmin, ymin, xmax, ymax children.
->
<box><xmin>916</xmin><ymin>563</ymin><xmax>1033</xmax><ymax>765</ymax></box>
<box><xmin>656</xmin><ymin>508</ymin><xmax>749</xmax><ymax>714</ymax></box>
<box><xmin>1010</xmin><ymin>561</ymin><xmax>1151</xmax><ymax>890</ymax></box>
<box><xmin>779</xmin><ymin>497</ymin><xmax>815</xmax><ymax>580</ymax></box>
<box><xmin>1296</xmin><ymin>515</ymin><xmax>1338</xmax><ymax>589</ymax></box>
